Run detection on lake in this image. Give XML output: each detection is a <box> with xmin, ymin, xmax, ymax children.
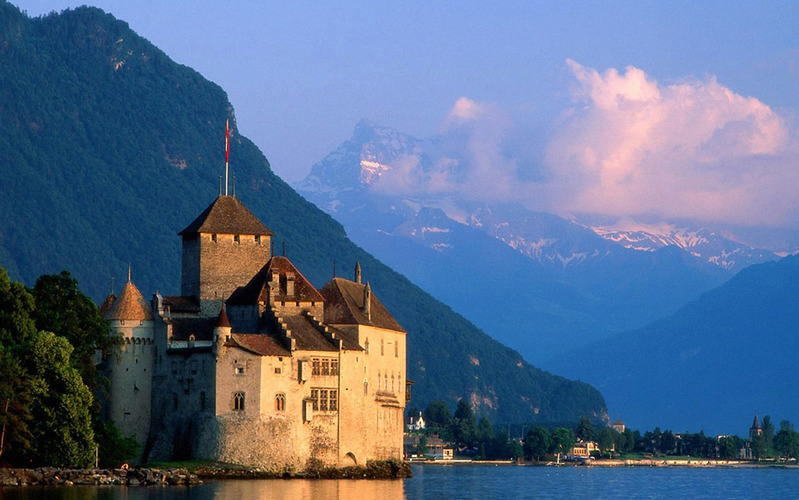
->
<box><xmin>3</xmin><ymin>464</ymin><xmax>799</xmax><ymax>499</ymax></box>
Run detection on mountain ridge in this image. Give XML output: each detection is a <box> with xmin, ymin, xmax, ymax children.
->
<box><xmin>547</xmin><ymin>254</ymin><xmax>799</xmax><ymax>434</ymax></box>
<box><xmin>295</xmin><ymin>121</ymin><xmax>758</xmax><ymax>362</ymax></box>
<box><xmin>0</xmin><ymin>1</ymin><xmax>606</xmax><ymax>425</ymax></box>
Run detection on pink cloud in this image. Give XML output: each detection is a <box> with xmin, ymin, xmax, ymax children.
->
<box><xmin>546</xmin><ymin>60</ymin><xmax>793</xmax><ymax>225</ymax></box>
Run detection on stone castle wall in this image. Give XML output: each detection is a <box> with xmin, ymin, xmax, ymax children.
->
<box><xmin>182</xmin><ymin>232</ymin><xmax>271</xmax><ymax>302</ymax></box>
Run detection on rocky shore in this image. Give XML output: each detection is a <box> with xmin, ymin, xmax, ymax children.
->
<box><xmin>0</xmin><ymin>467</ymin><xmax>203</xmax><ymax>487</ymax></box>
<box><xmin>0</xmin><ymin>459</ymin><xmax>412</xmax><ymax>486</ymax></box>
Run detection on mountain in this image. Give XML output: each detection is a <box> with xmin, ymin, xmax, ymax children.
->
<box><xmin>0</xmin><ymin>2</ymin><xmax>606</xmax><ymax>425</ymax></box>
<box><xmin>586</xmin><ymin>219</ymin><xmax>779</xmax><ymax>271</ymax></box>
<box><xmin>549</xmin><ymin>255</ymin><xmax>799</xmax><ymax>435</ymax></box>
<box><xmin>296</xmin><ymin>121</ymin><xmax>752</xmax><ymax>363</ymax></box>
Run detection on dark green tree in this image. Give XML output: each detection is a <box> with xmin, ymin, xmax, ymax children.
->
<box><xmin>621</xmin><ymin>428</ymin><xmax>635</xmax><ymax>454</ymax></box>
<box><xmin>0</xmin><ymin>346</ymin><xmax>32</xmax><ymax>462</ymax></box>
<box><xmin>660</xmin><ymin>430</ymin><xmax>676</xmax><ymax>455</ymax></box>
<box><xmin>551</xmin><ymin>427</ymin><xmax>575</xmax><ymax>458</ymax></box>
<box><xmin>424</xmin><ymin>401</ymin><xmax>452</xmax><ymax>431</ymax></box>
<box><xmin>718</xmin><ymin>435</ymin><xmax>740</xmax><ymax>459</ymax></box>
<box><xmin>524</xmin><ymin>426</ymin><xmax>552</xmax><ymax>461</ymax></box>
<box><xmin>451</xmin><ymin>399</ymin><xmax>478</xmax><ymax>449</ymax></box>
<box><xmin>0</xmin><ymin>269</ymin><xmax>37</xmax><ymax>462</ymax></box>
<box><xmin>94</xmin><ymin>418</ymin><xmax>140</xmax><ymax>467</ymax></box>
<box><xmin>576</xmin><ymin>417</ymin><xmax>595</xmax><ymax>442</ymax></box>
<box><xmin>774</xmin><ymin>428</ymin><xmax>799</xmax><ymax>460</ymax></box>
<box><xmin>31</xmin><ymin>271</ymin><xmax>114</xmax><ymax>391</ymax></box>
<box><xmin>761</xmin><ymin>415</ymin><xmax>775</xmax><ymax>457</ymax></box>
<box><xmin>25</xmin><ymin>331</ymin><xmax>96</xmax><ymax>467</ymax></box>
<box><xmin>597</xmin><ymin>427</ymin><xmax>618</xmax><ymax>457</ymax></box>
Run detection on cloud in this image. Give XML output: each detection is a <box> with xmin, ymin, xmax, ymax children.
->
<box><xmin>370</xmin><ymin>97</ymin><xmax>521</xmax><ymax>201</ymax></box>
<box><xmin>546</xmin><ymin>60</ymin><xmax>793</xmax><ymax>225</ymax></box>
<box><xmin>368</xmin><ymin>62</ymin><xmax>798</xmax><ymax>227</ymax></box>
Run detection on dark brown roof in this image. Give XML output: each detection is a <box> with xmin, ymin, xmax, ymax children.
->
<box><xmin>228</xmin><ymin>256</ymin><xmax>325</xmax><ymax>305</ymax></box>
<box><xmin>217</xmin><ymin>306</ymin><xmax>231</xmax><ymax>328</ymax></box>
<box><xmin>170</xmin><ymin>317</ymin><xmax>216</xmax><ymax>341</ymax></box>
<box><xmin>162</xmin><ymin>295</ymin><xmax>200</xmax><ymax>313</ymax></box>
<box><xmin>281</xmin><ymin>315</ymin><xmax>338</xmax><ymax>352</ymax></box>
<box><xmin>98</xmin><ymin>293</ymin><xmax>116</xmax><ymax>317</ymax></box>
<box><xmin>179</xmin><ymin>195</ymin><xmax>274</xmax><ymax>236</ymax></box>
<box><xmin>104</xmin><ymin>282</ymin><xmax>153</xmax><ymax>321</ymax></box>
<box><xmin>226</xmin><ymin>333</ymin><xmax>290</xmax><ymax>357</ymax></box>
<box><xmin>319</xmin><ymin>278</ymin><xmax>405</xmax><ymax>332</ymax></box>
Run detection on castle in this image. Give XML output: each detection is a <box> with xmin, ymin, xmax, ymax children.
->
<box><xmin>99</xmin><ymin>193</ymin><xmax>407</xmax><ymax>470</ymax></box>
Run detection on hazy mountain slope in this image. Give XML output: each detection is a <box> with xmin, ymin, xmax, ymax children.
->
<box><xmin>0</xmin><ymin>2</ymin><xmax>606</xmax><ymax>424</ymax></box>
<box><xmin>296</xmin><ymin>122</ymin><xmax>731</xmax><ymax>362</ymax></box>
<box><xmin>549</xmin><ymin>255</ymin><xmax>799</xmax><ymax>434</ymax></box>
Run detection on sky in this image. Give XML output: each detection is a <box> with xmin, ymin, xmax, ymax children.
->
<box><xmin>13</xmin><ymin>1</ymin><xmax>799</xmax><ymax>227</ymax></box>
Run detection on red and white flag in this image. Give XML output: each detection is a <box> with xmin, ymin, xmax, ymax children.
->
<box><xmin>225</xmin><ymin>119</ymin><xmax>230</xmax><ymax>164</ymax></box>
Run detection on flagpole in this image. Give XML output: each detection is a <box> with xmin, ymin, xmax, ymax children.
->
<box><xmin>225</xmin><ymin>119</ymin><xmax>230</xmax><ymax>196</ymax></box>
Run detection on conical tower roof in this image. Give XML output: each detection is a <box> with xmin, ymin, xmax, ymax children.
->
<box><xmin>104</xmin><ymin>281</ymin><xmax>153</xmax><ymax>321</ymax></box>
<box><xmin>216</xmin><ymin>305</ymin><xmax>232</xmax><ymax>328</ymax></box>
<box><xmin>179</xmin><ymin>195</ymin><xmax>273</xmax><ymax>236</ymax></box>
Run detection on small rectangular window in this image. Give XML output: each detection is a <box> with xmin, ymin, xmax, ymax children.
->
<box><xmin>235</xmin><ymin>365</ymin><xmax>245</xmax><ymax>375</ymax></box>
<box><xmin>255</xmin><ymin>235</ymin><xmax>261</xmax><ymax>244</ymax></box>
<box><xmin>274</xmin><ymin>366</ymin><xmax>282</xmax><ymax>374</ymax></box>
<box><xmin>331</xmin><ymin>359</ymin><xmax>339</xmax><ymax>375</ymax></box>
<box><xmin>211</xmin><ymin>234</ymin><xmax>217</xmax><ymax>242</ymax></box>
<box><xmin>319</xmin><ymin>389</ymin><xmax>328</xmax><ymax>411</ymax></box>
<box><xmin>312</xmin><ymin>359</ymin><xmax>321</xmax><ymax>375</ymax></box>
<box><xmin>234</xmin><ymin>234</ymin><xmax>240</xmax><ymax>244</ymax></box>
<box><xmin>311</xmin><ymin>389</ymin><xmax>319</xmax><ymax>411</ymax></box>
<box><xmin>329</xmin><ymin>390</ymin><xmax>338</xmax><ymax>411</ymax></box>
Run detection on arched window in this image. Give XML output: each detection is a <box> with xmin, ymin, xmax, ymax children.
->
<box><xmin>233</xmin><ymin>391</ymin><xmax>245</xmax><ymax>411</ymax></box>
<box><xmin>275</xmin><ymin>393</ymin><xmax>286</xmax><ymax>412</ymax></box>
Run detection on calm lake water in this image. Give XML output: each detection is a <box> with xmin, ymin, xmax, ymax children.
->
<box><xmin>3</xmin><ymin>464</ymin><xmax>799</xmax><ymax>500</ymax></box>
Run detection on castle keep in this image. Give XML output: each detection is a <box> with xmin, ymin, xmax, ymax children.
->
<box><xmin>100</xmin><ymin>194</ymin><xmax>407</xmax><ymax>469</ymax></box>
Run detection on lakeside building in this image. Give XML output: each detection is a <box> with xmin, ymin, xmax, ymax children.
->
<box><xmin>101</xmin><ymin>193</ymin><xmax>407</xmax><ymax>470</ymax></box>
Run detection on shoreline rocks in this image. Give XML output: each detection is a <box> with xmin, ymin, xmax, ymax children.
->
<box><xmin>0</xmin><ymin>459</ymin><xmax>411</xmax><ymax>486</ymax></box>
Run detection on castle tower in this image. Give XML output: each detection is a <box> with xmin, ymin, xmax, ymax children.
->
<box><xmin>103</xmin><ymin>278</ymin><xmax>155</xmax><ymax>449</ymax></box>
<box><xmin>178</xmin><ymin>195</ymin><xmax>273</xmax><ymax>315</ymax></box>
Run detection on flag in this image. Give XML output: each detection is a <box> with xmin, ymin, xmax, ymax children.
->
<box><xmin>225</xmin><ymin>119</ymin><xmax>230</xmax><ymax>164</ymax></box>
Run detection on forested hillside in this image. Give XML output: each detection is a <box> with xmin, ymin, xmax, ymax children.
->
<box><xmin>0</xmin><ymin>2</ymin><xmax>606</xmax><ymax>425</ymax></box>
<box><xmin>552</xmin><ymin>255</ymin><xmax>799</xmax><ymax>434</ymax></box>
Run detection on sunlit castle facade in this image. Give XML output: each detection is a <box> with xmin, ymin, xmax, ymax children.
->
<box><xmin>101</xmin><ymin>191</ymin><xmax>407</xmax><ymax>470</ymax></box>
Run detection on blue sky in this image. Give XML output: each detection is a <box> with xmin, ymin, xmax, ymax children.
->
<box><xmin>13</xmin><ymin>1</ymin><xmax>799</xmax><ymax>226</ymax></box>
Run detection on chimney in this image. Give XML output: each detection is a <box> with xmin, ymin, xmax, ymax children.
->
<box><xmin>269</xmin><ymin>269</ymin><xmax>280</xmax><ymax>299</ymax></box>
<box><xmin>286</xmin><ymin>272</ymin><xmax>295</xmax><ymax>298</ymax></box>
<box><xmin>363</xmin><ymin>282</ymin><xmax>372</xmax><ymax>321</ymax></box>
<box><xmin>355</xmin><ymin>262</ymin><xmax>362</xmax><ymax>284</ymax></box>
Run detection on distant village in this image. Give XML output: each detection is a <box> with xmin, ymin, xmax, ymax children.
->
<box><xmin>403</xmin><ymin>406</ymin><xmax>799</xmax><ymax>466</ymax></box>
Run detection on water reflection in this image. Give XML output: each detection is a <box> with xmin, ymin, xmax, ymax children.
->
<box><xmin>207</xmin><ymin>479</ymin><xmax>404</xmax><ymax>500</ymax></box>
<box><xmin>0</xmin><ymin>480</ymin><xmax>404</xmax><ymax>500</ymax></box>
